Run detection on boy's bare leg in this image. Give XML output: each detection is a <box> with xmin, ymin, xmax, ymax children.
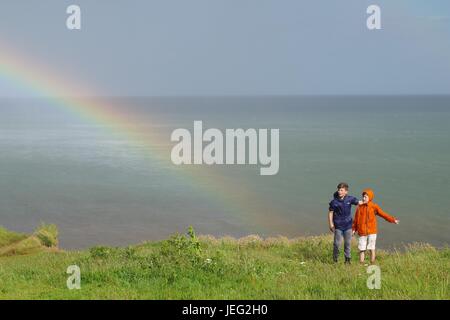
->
<box><xmin>369</xmin><ymin>250</ymin><xmax>376</xmax><ymax>264</ymax></box>
<box><xmin>359</xmin><ymin>251</ymin><xmax>365</xmax><ymax>263</ymax></box>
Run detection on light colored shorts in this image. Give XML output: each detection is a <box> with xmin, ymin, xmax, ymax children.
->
<box><xmin>358</xmin><ymin>234</ymin><xmax>377</xmax><ymax>251</ymax></box>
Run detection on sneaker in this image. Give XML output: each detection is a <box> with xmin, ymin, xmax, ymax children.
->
<box><xmin>345</xmin><ymin>257</ymin><xmax>351</xmax><ymax>264</ymax></box>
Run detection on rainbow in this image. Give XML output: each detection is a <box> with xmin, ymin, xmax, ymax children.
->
<box><xmin>0</xmin><ymin>42</ymin><xmax>294</xmax><ymax>236</ymax></box>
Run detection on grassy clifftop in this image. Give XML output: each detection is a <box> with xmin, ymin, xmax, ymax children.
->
<box><xmin>0</xmin><ymin>224</ymin><xmax>58</xmax><ymax>257</ymax></box>
<box><xmin>0</xmin><ymin>225</ymin><xmax>448</xmax><ymax>299</ymax></box>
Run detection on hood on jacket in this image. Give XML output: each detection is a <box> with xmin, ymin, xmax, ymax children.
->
<box><xmin>362</xmin><ymin>188</ymin><xmax>374</xmax><ymax>202</ymax></box>
<box><xmin>333</xmin><ymin>191</ymin><xmax>348</xmax><ymax>200</ymax></box>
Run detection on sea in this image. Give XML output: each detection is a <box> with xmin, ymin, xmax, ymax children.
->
<box><xmin>0</xmin><ymin>95</ymin><xmax>449</xmax><ymax>249</ymax></box>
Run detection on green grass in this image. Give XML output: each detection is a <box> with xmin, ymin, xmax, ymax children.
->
<box><xmin>0</xmin><ymin>225</ymin><xmax>448</xmax><ymax>299</ymax></box>
<box><xmin>0</xmin><ymin>227</ymin><xmax>27</xmax><ymax>247</ymax></box>
<box><xmin>0</xmin><ymin>224</ymin><xmax>58</xmax><ymax>257</ymax></box>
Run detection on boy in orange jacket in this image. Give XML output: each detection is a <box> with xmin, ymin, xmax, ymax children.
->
<box><xmin>352</xmin><ymin>189</ymin><xmax>399</xmax><ymax>264</ymax></box>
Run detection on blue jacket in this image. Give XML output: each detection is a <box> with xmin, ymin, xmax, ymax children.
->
<box><xmin>328</xmin><ymin>193</ymin><xmax>359</xmax><ymax>231</ymax></box>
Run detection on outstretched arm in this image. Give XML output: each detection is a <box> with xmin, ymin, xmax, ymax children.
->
<box><xmin>375</xmin><ymin>204</ymin><xmax>399</xmax><ymax>224</ymax></box>
<box><xmin>351</xmin><ymin>196</ymin><xmax>363</xmax><ymax>206</ymax></box>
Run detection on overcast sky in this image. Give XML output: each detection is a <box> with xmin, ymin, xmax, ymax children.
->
<box><xmin>0</xmin><ymin>0</ymin><xmax>450</xmax><ymax>97</ymax></box>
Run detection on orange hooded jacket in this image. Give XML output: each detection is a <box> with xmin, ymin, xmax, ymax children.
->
<box><xmin>352</xmin><ymin>189</ymin><xmax>396</xmax><ymax>236</ymax></box>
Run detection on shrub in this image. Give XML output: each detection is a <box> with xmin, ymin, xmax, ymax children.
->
<box><xmin>89</xmin><ymin>246</ymin><xmax>113</xmax><ymax>259</ymax></box>
<box><xmin>34</xmin><ymin>223</ymin><xmax>58</xmax><ymax>248</ymax></box>
<box><xmin>160</xmin><ymin>226</ymin><xmax>203</xmax><ymax>264</ymax></box>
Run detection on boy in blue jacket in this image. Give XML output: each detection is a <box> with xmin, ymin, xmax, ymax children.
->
<box><xmin>328</xmin><ymin>182</ymin><xmax>362</xmax><ymax>264</ymax></box>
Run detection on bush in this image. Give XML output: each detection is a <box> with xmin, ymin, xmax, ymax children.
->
<box><xmin>160</xmin><ymin>226</ymin><xmax>203</xmax><ymax>264</ymax></box>
<box><xmin>89</xmin><ymin>246</ymin><xmax>114</xmax><ymax>259</ymax></box>
<box><xmin>34</xmin><ymin>223</ymin><xmax>58</xmax><ymax>248</ymax></box>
